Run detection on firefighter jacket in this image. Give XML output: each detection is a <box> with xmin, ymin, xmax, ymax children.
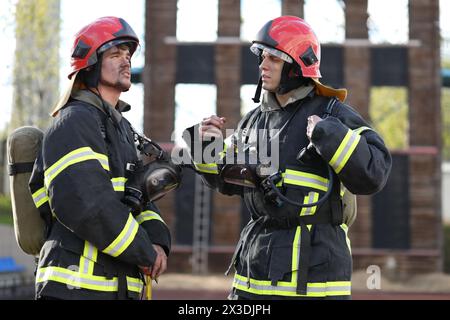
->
<box><xmin>29</xmin><ymin>90</ymin><xmax>171</xmax><ymax>300</ymax></box>
<box><xmin>184</xmin><ymin>86</ymin><xmax>391</xmax><ymax>299</ymax></box>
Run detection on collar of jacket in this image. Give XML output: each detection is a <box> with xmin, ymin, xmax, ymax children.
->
<box><xmin>71</xmin><ymin>89</ymin><xmax>131</xmax><ymax>123</ymax></box>
<box><xmin>260</xmin><ymin>84</ymin><xmax>315</xmax><ymax>111</ymax></box>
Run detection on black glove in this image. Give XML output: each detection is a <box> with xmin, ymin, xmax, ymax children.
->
<box><xmin>123</xmin><ymin>160</ymin><xmax>146</xmax><ymax>215</ymax></box>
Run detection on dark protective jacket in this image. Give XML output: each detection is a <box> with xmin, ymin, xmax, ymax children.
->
<box><xmin>184</xmin><ymin>87</ymin><xmax>391</xmax><ymax>299</ymax></box>
<box><xmin>29</xmin><ymin>90</ymin><xmax>171</xmax><ymax>300</ymax></box>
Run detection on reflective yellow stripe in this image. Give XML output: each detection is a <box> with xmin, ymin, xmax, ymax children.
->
<box><xmin>283</xmin><ymin>169</ymin><xmax>328</xmax><ymax>192</ymax></box>
<box><xmin>300</xmin><ymin>192</ymin><xmax>319</xmax><ymax>216</ymax></box>
<box><xmin>329</xmin><ymin>129</ymin><xmax>361</xmax><ymax>174</ymax></box>
<box><xmin>291</xmin><ymin>227</ymin><xmax>301</xmax><ymax>282</ymax></box>
<box><xmin>32</xmin><ymin>187</ymin><xmax>49</xmax><ymax>208</ymax></box>
<box><xmin>340</xmin><ymin>224</ymin><xmax>352</xmax><ymax>255</ymax></box>
<box><xmin>36</xmin><ymin>266</ymin><xmax>118</xmax><ymax>292</ymax></box>
<box><xmin>111</xmin><ymin>177</ymin><xmax>127</xmax><ymax>192</ymax></box>
<box><xmin>44</xmin><ymin>147</ymin><xmax>109</xmax><ymax>187</ymax></box>
<box><xmin>193</xmin><ymin>162</ymin><xmax>219</xmax><ymax>174</ymax></box>
<box><xmin>79</xmin><ymin>241</ymin><xmax>98</xmax><ymax>275</ymax></box>
<box><xmin>102</xmin><ymin>213</ymin><xmax>139</xmax><ymax>257</ymax></box>
<box><xmin>353</xmin><ymin>126</ymin><xmax>373</xmax><ymax>136</ymax></box>
<box><xmin>135</xmin><ymin>210</ymin><xmax>166</xmax><ymax>225</ymax></box>
<box><xmin>290</xmin><ymin>224</ymin><xmax>312</xmax><ymax>283</ymax></box>
<box><xmin>126</xmin><ymin>276</ymin><xmax>144</xmax><ymax>293</ymax></box>
<box><xmin>233</xmin><ymin>274</ymin><xmax>351</xmax><ymax>297</ymax></box>
<box><xmin>219</xmin><ymin>141</ymin><xmax>228</xmax><ymax>160</ymax></box>
<box><xmin>36</xmin><ymin>266</ymin><xmax>143</xmax><ymax>293</ymax></box>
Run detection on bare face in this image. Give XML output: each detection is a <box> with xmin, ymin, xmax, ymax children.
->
<box><xmin>259</xmin><ymin>50</ymin><xmax>284</xmax><ymax>92</ymax></box>
<box><xmin>99</xmin><ymin>44</ymin><xmax>132</xmax><ymax>92</ymax></box>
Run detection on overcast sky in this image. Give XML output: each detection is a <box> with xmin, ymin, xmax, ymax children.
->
<box><xmin>1</xmin><ymin>0</ymin><xmax>449</xmax><ymax>141</ymax></box>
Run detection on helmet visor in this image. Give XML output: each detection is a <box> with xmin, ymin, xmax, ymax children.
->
<box><xmin>250</xmin><ymin>43</ymin><xmax>293</xmax><ymax>64</ymax></box>
<box><xmin>98</xmin><ymin>38</ymin><xmax>139</xmax><ymax>56</ymax></box>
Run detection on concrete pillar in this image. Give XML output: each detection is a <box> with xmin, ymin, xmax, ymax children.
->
<box><xmin>408</xmin><ymin>0</ymin><xmax>442</xmax><ymax>270</ymax></box>
<box><xmin>343</xmin><ymin>0</ymin><xmax>372</xmax><ymax>249</ymax></box>
<box><xmin>144</xmin><ymin>0</ymin><xmax>178</xmax><ymax>236</ymax></box>
<box><xmin>213</xmin><ymin>0</ymin><xmax>242</xmax><ymax>246</ymax></box>
<box><xmin>282</xmin><ymin>0</ymin><xmax>304</xmax><ymax>18</ymax></box>
<box><xmin>344</xmin><ymin>0</ymin><xmax>370</xmax><ymax>120</ymax></box>
<box><xmin>144</xmin><ymin>0</ymin><xmax>177</xmax><ymax>142</ymax></box>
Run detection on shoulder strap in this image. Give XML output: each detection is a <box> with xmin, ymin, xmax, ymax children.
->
<box><xmin>240</xmin><ymin>107</ymin><xmax>262</xmax><ymax>145</ymax></box>
<box><xmin>323</xmin><ymin>97</ymin><xmax>338</xmax><ymax>119</ymax></box>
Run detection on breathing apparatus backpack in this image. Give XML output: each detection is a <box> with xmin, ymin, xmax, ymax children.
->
<box><xmin>7</xmin><ymin>126</ymin><xmax>46</xmax><ymax>256</ymax></box>
<box><xmin>7</xmin><ymin>125</ymin><xmax>183</xmax><ymax>257</ymax></box>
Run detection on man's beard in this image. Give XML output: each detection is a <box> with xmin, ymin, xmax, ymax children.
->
<box><xmin>99</xmin><ymin>76</ymin><xmax>131</xmax><ymax>92</ymax></box>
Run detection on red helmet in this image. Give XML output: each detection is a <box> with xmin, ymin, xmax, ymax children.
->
<box><xmin>251</xmin><ymin>16</ymin><xmax>321</xmax><ymax>78</ymax></box>
<box><xmin>69</xmin><ymin>16</ymin><xmax>139</xmax><ymax>79</ymax></box>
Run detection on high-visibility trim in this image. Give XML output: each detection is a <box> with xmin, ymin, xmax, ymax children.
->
<box><xmin>102</xmin><ymin>213</ymin><xmax>139</xmax><ymax>258</ymax></box>
<box><xmin>340</xmin><ymin>224</ymin><xmax>352</xmax><ymax>255</ymax></box>
<box><xmin>44</xmin><ymin>147</ymin><xmax>109</xmax><ymax>187</ymax></box>
<box><xmin>283</xmin><ymin>169</ymin><xmax>328</xmax><ymax>192</ymax></box>
<box><xmin>329</xmin><ymin>129</ymin><xmax>361</xmax><ymax>174</ymax></box>
<box><xmin>300</xmin><ymin>192</ymin><xmax>319</xmax><ymax>216</ymax></box>
<box><xmin>353</xmin><ymin>126</ymin><xmax>373</xmax><ymax>136</ymax></box>
<box><xmin>291</xmin><ymin>227</ymin><xmax>301</xmax><ymax>282</ymax></box>
<box><xmin>36</xmin><ymin>266</ymin><xmax>118</xmax><ymax>292</ymax></box>
<box><xmin>32</xmin><ymin>187</ymin><xmax>49</xmax><ymax>208</ymax></box>
<box><xmin>193</xmin><ymin>162</ymin><xmax>219</xmax><ymax>174</ymax></box>
<box><xmin>290</xmin><ymin>224</ymin><xmax>312</xmax><ymax>283</ymax></box>
<box><xmin>135</xmin><ymin>210</ymin><xmax>166</xmax><ymax>225</ymax></box>
<box><xmin>233</xmin><ymin>274</ymin><xmax>351</xmax><ymax>297</ymax></box>
<box><xmin>111</xmin><ymin>177</ymin><xmax>127</xmax><ymax>192</ymax></box>
<box><xmin>36</xmin><ymin>266</ymin><xmax>143</xmax><ymax>293</ymax></box>
<box><xmin>126</xmin><ymin>276</ymin><xmax>144</xmax><ymax>293</ymax></box>
<box><xmin>219</xmin><ymin>141</ymin><xmax>228</xmax><ymax>160</ymax></box>
<box><xmin>79</xmin><ymin>241</ymin><xmax>98</xmax><ymax>275</ymax></box>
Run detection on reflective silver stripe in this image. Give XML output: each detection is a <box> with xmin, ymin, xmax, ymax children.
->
<box><xmin>353</xmin><ymin>126</ymin><xmax>372</xmax><ymax>136</ymax></box>
<box><xmin>127</xmin><ymin>276</ymin><xmax>144</xmax><ymax>293</ymax></box>
<box><xmin>36</xmin><ymin>266</ymin><xmax>143</xmax><ymax>293</ymax></box>
<box><xmin>283</xmin><ymin>170</ymin><xmax>328</xmax><ymax>192</ymax></box>
<box><xmin>80</xmin><ymin>241</ymin><xmax>98</xmax><ymax>275</ymax></box>
<box><xmin>111</xmin><ymin>177</ymin><xmax>127</xmax><ymax>192</ymax></box>
<box><xmin>233</xmin><ymin>274</ymin><xmax>351</xmax><ymax>297</ymax></box>
<box><xmin>193</xmin><ymin>162</ymin><xmax>219</xmax><ymax>174</ymax></box>
<box><xmin>329</xmin><ymin>129</ymin><xmax>361</xmax><ymax>174</ymax></box>
<box><xmin>135</xmin><ymin>210</ymin><xmax>165</xmax><ymax>225</ymax></box>
<box><xmin>102</xmin><ymin>213</ymin><xmax>139</xmax><ymax>257</ymax></box>
<box><xmin>300</xmin><ymin>192</ymin><xmax>319</xmax><ymax>216</ymax></box>
<box><xmin>44</xmin><ymin>147</ymin><xmax>109</xmax><ymax>187</ymax></box>
<box><xmin>36</xmin><ymin>266</ymin><xmax>118</xmax><ymax>292</ymax></box>
<box><xmin>32</xmin><ymin>187</ymin><xmax>49</xmax><ymax>208</ymax></box>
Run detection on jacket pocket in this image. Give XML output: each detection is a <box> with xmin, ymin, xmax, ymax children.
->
<box><xmin>268</xmin><ymin>245</ymin><xmax>293</xmax><ymax>285</ymax></box>
<box><xmin>268</xmin><ymin>233</ymin><xmax>331</xmax><ymax>285</ymax></box>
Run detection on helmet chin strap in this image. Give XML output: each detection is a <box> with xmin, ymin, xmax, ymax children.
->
<box><xmin>252</xmin><ymin>77</ymin><xmax>263</xmax><ymax>103</ymax></box>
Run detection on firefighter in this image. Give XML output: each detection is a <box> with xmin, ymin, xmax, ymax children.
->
<box><xmin>184</xmin><ymin>16</ymin><xmax>391</xmax><ymax>299</ymax></box>
<box><xmin>29</xmin><ymin>17</ymin><xmax>170</xmax><ymax>300</ymax></box>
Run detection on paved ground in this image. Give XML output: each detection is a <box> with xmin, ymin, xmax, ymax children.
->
<box><xmin>150</xmin><ymin>271</ymin><xmax>450</xmax><ymax>300</ymax></box>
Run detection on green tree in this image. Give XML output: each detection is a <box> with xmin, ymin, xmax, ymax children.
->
<box><xmin>370</xmin><ymin>87</ymin><xmax>408</xmax><ymax>150</ymax></box>
<box><xmin>11</xmin><ymin>0</ymin><xmax>60</xmax><ymax>130</ymax></box>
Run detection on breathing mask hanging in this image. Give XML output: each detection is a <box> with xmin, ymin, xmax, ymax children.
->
<box><xmin>123</xmin><ymin>128</ymin><xmax>182</xmax><ymax>211</ymax></box>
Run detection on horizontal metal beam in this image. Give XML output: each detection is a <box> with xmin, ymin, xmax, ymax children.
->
<box><xmin>131</xmin><ymin>45</ymin><xmax>450</xmax><ymax>88</ymax></box>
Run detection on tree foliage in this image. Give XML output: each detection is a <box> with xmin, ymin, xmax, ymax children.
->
<box><xmin>370</xmin><ymin>87</ymin><xmax>408</xmax><ymax>150</ymax></box>
<box><xmin>11</xmin><ymin>0</ymin><xmax>60</xmax><ymax>131</ymax></box>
